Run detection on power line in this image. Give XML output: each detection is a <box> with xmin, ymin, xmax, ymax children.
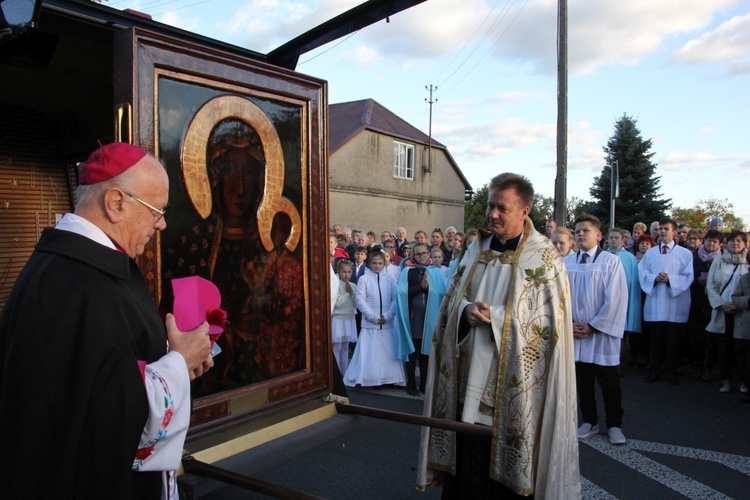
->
<box><xmin>107</xmin><ymin>0</ymin><xmax>208</xmax><ymax>17</ymax></box>
<box><xmin>434</xmin><ymin>0</ymin><xmax>517</xmax><ymax>88</ymax></box>
<box><xmin>439</xmin><ymin>0</ymin><xmax>530</xmax><ymax>99</ymax></box>
<box><xmin>151</xmin><ymin>0</ymin><xmax>211</xmax><ymax>17</ymax></box>
<box><xmin>298</xmin><ymin>31</ymin><xmax>361</xmax><ymax>66</ymax></box>
<box><xmin>430</xmin><ymin>0</ymin><xmax>503</xmax><ymax>83</ymax></box>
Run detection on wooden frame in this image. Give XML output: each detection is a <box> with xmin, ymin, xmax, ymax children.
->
<box><xmin>115</xmin><ymin>28</ymin><xmax>331</xmax><ymax>436</ymax></box>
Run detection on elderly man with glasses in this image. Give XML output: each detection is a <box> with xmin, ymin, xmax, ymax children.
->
<box><xmin>0</xmin><ymin>143</ymin><xmax>213</xmax><ymax>499</ymax></box>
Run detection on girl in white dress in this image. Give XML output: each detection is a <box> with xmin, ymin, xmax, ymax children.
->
<box><xmin>344</xmin><ymin>250</ymin><xmax>405</xmax><ymax>387</ymax></box>
<box><xmin>332</xmin><ymin>260</ymin><xmax>358</xmax><ymax>375</ymax></box>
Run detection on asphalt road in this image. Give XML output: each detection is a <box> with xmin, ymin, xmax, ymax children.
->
<box><xmin>181</xmin><ymin>357</ymin><xmax>750</xmax><ymax>499</ymax></box>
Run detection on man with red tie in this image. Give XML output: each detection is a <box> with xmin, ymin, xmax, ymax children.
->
<box><xmin>638</xmin><ymin>217</ymin><xmax>694</xmax><ymax>385</ymax></box>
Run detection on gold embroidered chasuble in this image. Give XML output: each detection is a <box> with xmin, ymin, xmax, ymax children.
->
<box><xmin>417</xmin><ymin>219</ymin><xmax>581</xmax><ymax>498</ymax></box>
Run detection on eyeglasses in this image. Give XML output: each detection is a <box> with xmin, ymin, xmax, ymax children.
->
<box><xmin>127</xmin><ymin>192</ymin><xmax>166</xmax><ymax>221</ymax></box>
<box><xmin>415</xmin><ymin>251</ymin><xmax>429</xmax><ymax>256</ymax></box>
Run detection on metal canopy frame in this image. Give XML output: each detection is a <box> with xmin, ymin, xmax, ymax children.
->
<box><xmin>267</xmin><ymin>0</ymin><xmax>427</xmax><ymax>70</ymax></box>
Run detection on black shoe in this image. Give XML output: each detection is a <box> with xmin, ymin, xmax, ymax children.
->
<box><xmin>667</xmin><ymin>375</ymin><xmax>679</xmax><ymax>386</ymax></box>
<box><xmin>406</xmin><ymin>384</ymin><xmax>419</xmax><ymax>396</ymax></box>
<box><xmin>644</xmin><ymin>374</ymin><xmax>658</xmax><ymax>383</ymax></box>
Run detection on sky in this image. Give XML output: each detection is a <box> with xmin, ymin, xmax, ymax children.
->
<box><xmin>109</xmin><ymin>0</ymin><xmax>750</xmax><ymax>228</ymax></box>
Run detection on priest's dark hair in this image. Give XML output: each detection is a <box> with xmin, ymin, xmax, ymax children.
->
<box><xmin>489</xmin><ymin>172</ymin><xmax>534</xmax><ymax>209</ymax></box>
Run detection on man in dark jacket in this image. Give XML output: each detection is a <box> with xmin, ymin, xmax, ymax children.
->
<box><xmin>0</xmin><ymin>143</ymin><xmax>213</xmax><ymax>499</ymax></box>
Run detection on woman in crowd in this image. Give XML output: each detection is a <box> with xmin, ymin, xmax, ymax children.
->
<box><xmin>635</xmin><ymin>234</ymin><xmax>656</xmax><ymax>263</ymax></box>
<box><xmin>731</xmin><ymin>252</ymin><xmax>750</xmax><ymax>403</ymax></box>
<box><xmin>451</xmin><ymin>232</ymin><xmax>464</xmax><ymax>262</ymax></box>
<box><xmin>630</xmin><ymin>222</ymin><xmax>648</xmax><ymax>254</ymax></box>
<box><xmin>396</xmin><ymin>242</ymin><xmax>448</xmax><ymax>395</ymax></box>
<box><xmin>550</xmin><ymin>227</ymin><xmax>578</xmax><ymax>257</ymax></box>
<box><xmin>689</xmin><ymin>229</ymin><xmax>724</xmax><ymax>380</ymax></box>
<box><xmin>430</xmin><ymin>247</ymin><xmax>452</xmax><ymax>280</ymax></box>
<box><xmin>430</xmin><ymin>228</ymin><xmax>452</xmax><ymax>267</ymax></box>
<box><xmin>706</xmin><ymin>229</ymin><xmax>749</xmax><ymax>393</ymax></box>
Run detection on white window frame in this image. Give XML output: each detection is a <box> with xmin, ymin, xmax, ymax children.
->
<box><xmin>393</xmin><ymin>141</ymin><xmax>415</xmax><ymax>180</ymax></box>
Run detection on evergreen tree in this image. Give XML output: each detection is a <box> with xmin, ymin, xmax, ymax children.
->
<box><xmin>464</xmin><ymin>184</ymin><xmax>488</xmax><ymax>231</ymax></box>
<box><xmin>588</xmin><ymin>114</ymin><xmax>671</xmax><ymax>232</ymax></box>
<box><xmin>530</xmin><ymin>194</ymin><xmax>554</xmax><ymax>233</ymax></box>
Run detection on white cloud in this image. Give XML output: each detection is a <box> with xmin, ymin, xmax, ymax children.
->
<box><xmin>568</xmin><ymin>121</ymin><xmax>601</xmax><ymax>151</ymax></box>
<box><xmin>659</xmin><ymin>150</ymin><xmax>721</xmax><ymax>172</ymax></box>
<box><xmin>435</xmin><ymin>117</ymin><xmax>555</xmax><ymax>161</ymax></box>
<box><xmin>128</xmin><ymin>0</ymin><xmax>741</xmax><ymax>76</ymax></box>
<box><xmin>486</xmin><ymin>0</ymin><xmax>740</xmax><ymax>75</ymax></box>
<box><xmin>214</xmin><ymin>0</ymin><xmax>360</xmax><ymax>53</ymax></box>
<box><xmin>155</xmin><ymin>11</ymin><xmax>199</xmax><ymax>33</ymax></box>
<box><xmin>341</xmin><ymin>46</ymin><xmax>380</xmax><ymax>69</ymax></box>
<box><xmin>672</xmin><ymin>13</ymin><xmax>750</xmax><ymax>76</ymax></box>
<box><xmin>356</xmin><ymin>0</ymin><xmax>740</xmax><ymax>76</ymax></box>
<box><xmin>699</xmin><ymin>126</ymin><xmax>715</xmax><ymax>134</ymax></box>
<box><xmin>569</xmin><ymin>147</ymin><xmax>606</xmax><ymax>172</ymax></box>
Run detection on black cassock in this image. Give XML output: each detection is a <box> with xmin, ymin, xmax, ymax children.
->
<box><xmin>0</xmin><ymin>228</ymin><xmax>166</xmax><ymax>499</ymax></box>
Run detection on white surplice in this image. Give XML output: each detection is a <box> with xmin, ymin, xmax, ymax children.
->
<box><xmin>638</xmin><ymin>243</ymin><xmax>694</xmax><ymax>323</ymax></box>
<box><xmin>564</xmin><ymin>249</ymin><xmax>628</xmax><ymax>366</ymax></box>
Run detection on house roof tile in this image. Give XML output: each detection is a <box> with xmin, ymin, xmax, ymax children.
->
<box><xmin>329</xmin><ymin>99</ymin><xmax>445</xmax><ymax>153</ymax></box>
<box><xmin>328</xmin><ymin>98</ymin><xmax>470</xmax><ymax>191</ymax></box>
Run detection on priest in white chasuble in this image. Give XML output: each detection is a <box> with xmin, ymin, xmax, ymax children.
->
<box><xmin>565</xmin><ymin>215</ymin><xmax>629</xmax><ymax>446</ymax></box>
<box><xmin>417</xmin><ymin>173</ymin><xmax>580</xmax><ymax>499</ymax></box>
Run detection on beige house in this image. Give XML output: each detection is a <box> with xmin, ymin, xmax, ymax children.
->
<box><xmin>329</xmin><ymin>99</ymin><xmax>471</xmax><ymax>238</ymax></box>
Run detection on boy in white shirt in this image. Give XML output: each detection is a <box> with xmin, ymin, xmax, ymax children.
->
<box><xmin>564</xmin><ymin>214</ymin><xmax>629</xmax><ymax>445</ymax></box>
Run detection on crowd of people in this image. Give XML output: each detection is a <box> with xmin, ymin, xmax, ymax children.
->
<box><xmin>328</xmin><ymin>226</ymin><xmax>468</xmax><ymax>395</ymax></box>
<box><xmin>545</xmin><ymin>215</ymin><xmax>750</xmax><ymax>399</ymax></box>
<box><xmin>334</xmin><ymin>173</ymin><xmax>582</xmax><ymax>497</ymax></box>
<box><xmin>16</xmin><ymin>141</ymin><xmax>749</xmax><ymax>498</ymax></box>
<box><xmin>330</xmin><ymin>212</ymin><xmax>750</xmax><ymax>449</ymax></box>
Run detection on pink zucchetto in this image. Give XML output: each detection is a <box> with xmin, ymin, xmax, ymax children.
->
<box><xmin>78</xmin><ymin>142</ymin><xmax>148</xmax><ymax>185</ymax></box>
<box><xmin>171</xmin><ymin>276</ymin><xmax>227</xmax><ymax>346</ymax></box>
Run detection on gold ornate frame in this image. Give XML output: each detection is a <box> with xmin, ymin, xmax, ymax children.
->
<box><xmin>115</xmin><ymin>28</ymin><xmax>331</xmax><ymax>435</ymax></box>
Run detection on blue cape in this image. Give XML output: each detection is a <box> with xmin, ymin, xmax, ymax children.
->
<box><xmin>396</xmin><ymin>265</ymin><xmax>448</xmax><ymax>360</ymax></box>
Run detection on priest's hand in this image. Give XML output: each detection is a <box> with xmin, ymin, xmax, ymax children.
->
<box><xmin>464</xmin><ymin>301</ymin><xmax>491</xmax><ymax>326</ymax></box>
<box><xmin>573</xmin><ymin>323</ymin><xmax>592</xmax><ymax>339</ymax></box>
<box><xmin>165</xmin><ymin>313</ymin><xmax>212</xmax><ymax>380</ymax></box>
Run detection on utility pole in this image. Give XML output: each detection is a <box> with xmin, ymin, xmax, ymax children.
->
<box><xmin>554</xmin><ymin>0</ymin><xmax>568</xmax><ymax>226</ymax></box>
<box><xmin>425</xmin><ymin>84</ymin><xmax>437</xmax><ymax>173</ymax></box>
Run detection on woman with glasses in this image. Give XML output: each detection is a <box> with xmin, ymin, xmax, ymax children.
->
<box><xmin>396</xmin><ymin>242</ymin><xmax>448</xmax><ymax>395</ymax></box>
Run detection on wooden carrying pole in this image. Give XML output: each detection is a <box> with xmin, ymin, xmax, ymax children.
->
<box><xmin>335</xmin><ymin>402</ymin><xmax>493</xmax><ymax>436</ymax></box>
